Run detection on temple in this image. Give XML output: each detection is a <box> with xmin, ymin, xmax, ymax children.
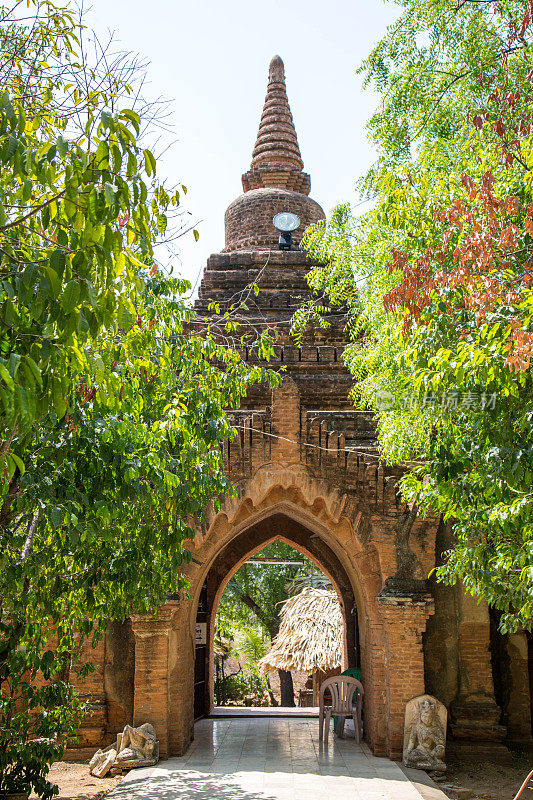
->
<box><xmin>69</xmin><ymin>55</ymin><xmax>532</xmax><ymax>761</ymax></box>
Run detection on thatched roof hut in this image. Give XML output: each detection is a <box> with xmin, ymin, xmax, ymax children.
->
<box><xmin>258</xmin><ymin>587</ymin><xmax>343</xmax><ymax>674</ymax></box>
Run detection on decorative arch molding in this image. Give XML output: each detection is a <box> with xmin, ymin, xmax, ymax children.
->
<box><xmin>191</xmin><ymin>461</ymin><xmax>366</xmax><ymax>548</ymax></box>
<box><xmin>131</xmin><ymin>473</ymin><xmax>436</xmax><ymax>761</ymax></box>
<box><xmin>185</xmin><ymin>461</ymin><xmax>385</xmax><ymax>613</ymax></box>
<box><xmin>186</xmin><ymin>491</ymin><xmax>383</xmax><ymax>633</ymax></box>
<box><xmin>191</xmin><ymin>458</ymin><xmax>442</xmax><ymax>604</ymax></box>
<box><xmin>188</xmin><ymin>510</ymin><xmax>361</xmax><ymax>722</ymax></box>
<box><xmin>210</xmin><ymin>532</ymin><xmax>350</xmax><ymax>618</ymax></box>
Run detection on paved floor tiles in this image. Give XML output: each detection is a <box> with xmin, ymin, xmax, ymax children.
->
<box><xmin>110</xmin><ymin>718</ymin><xmax>442</xmax><ymax>800</ymax></box>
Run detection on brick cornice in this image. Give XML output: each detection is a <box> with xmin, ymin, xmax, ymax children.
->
<box><xmin>131</xmin><ymin>604</ymin><xmax>178</xmax><ymax>637</ymax></box>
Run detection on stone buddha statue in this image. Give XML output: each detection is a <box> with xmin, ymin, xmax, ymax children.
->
<box><xmin>404</xmin><ymin>696</ymin><xmax>446</xmax><ymax>772</ymax></box>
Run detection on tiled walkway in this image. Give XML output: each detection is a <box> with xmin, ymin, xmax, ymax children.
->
<box><xmin>110</xmin><ymin>717</ymin><xmax>443</xmax><ymax>800</ymax></box>
<box><xmin>210</xmin><ymin>706</ymin><xmax>319</xmax><ymax>717</ymax></box>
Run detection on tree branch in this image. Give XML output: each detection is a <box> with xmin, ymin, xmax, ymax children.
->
<box><xmin>0</xmin><ymin>190</ymin><xmax>66</xmax><ymax>232</ymax></box>
<box><xmin>239</xmin><ymin>592</ymin><xmax>276</xmax><ymax>636</ymax></box>
<box><xmin>17</xmin><ymin>509</ymin><xmax>39</xmax><ymax>566</ymax></box>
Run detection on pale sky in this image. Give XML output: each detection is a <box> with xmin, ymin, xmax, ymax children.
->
<box><xmin>85</xmin><ymin>0</ymin><xmax>401</xmax><ymax>291</ymax></box>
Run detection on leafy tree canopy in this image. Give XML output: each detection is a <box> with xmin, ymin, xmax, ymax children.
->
<box><xmin>218</xmin><ymin>541</ymin><xmax>322</xmax><ymax>639</ymax></box>
<box><xmin>294</xmin><ymin>0</ymin><xmax>533</xmax><ymax>634</ymax></box>
<box><xmin>0</xmin><ymin>2</ymin><xmax>277</xmax><ymax>796</ymax></box>
<box><xmin>216</xmin><ymin>541</ymin><xmax>325</xmax><ymax>705</ymax></box>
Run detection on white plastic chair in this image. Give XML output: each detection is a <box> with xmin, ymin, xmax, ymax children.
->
<box><xmin>513</xmin><ymin>770</ymin><xmax>533</xmax><ymax>800</ymax></box>
<box><xmin>319</xmin><ymin>675</ymin><xmax>364</xmax><ymax>745</ymax></box>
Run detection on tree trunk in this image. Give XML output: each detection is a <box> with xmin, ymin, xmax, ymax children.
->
<box><xmin>278</xmin><ymin>669</ymin><xmax>295</xmax><ymax>707</ymax></box>
<box><xmin>266</xmin><ymin>676</ymin><xmax>278</xmax><ymax>707</ymax></box>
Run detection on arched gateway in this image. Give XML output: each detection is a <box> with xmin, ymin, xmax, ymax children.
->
<box><xmin>72</xmin><ymin>55</ymin><xmax>532</xmax><ymax>761</ymax></box>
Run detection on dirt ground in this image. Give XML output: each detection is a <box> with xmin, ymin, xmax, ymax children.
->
<box><xmin>30</xmin><ymin>760</ymin><xmax>122</xmax><ymax>800</ymax></box>
<box><xmin>441</xmin><ymin>750</ymin><xmax>533</xmax><ymax>800</ymax></box>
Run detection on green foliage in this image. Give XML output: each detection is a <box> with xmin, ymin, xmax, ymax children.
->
<box><xmin>233</xmin><ymin>625</ymin><xmax>270</xmax><ymax>664</ymax></box>
<box><xmin>220</xmin><ymin>671</ymin><xmax>267</xmax><ymax>706</ymax></box>
<box><xmin>296</xmin><ymin>0</ymin><xmax>533</xmax><ymax>633</ymax></box>
<box><xmin>360</xmin><ymin>0</ymin><xmax>527</xmax><ymax>171</ymax></box>
<box><xmin>218</xmin><ymin>541</ymin><xmax>320</xmax><ymax>638</ymax></box>
<box><xmin>0</xmin><ymin>3</ymin><xmax>278</xmax><ymax>796</ymax></box>
<box><xmin>214</xmin><ymin>542</ymin><xmax>322</xmax><ymax>706</ymax></box>
<box><xmin>214</xmin><ymin>622</ymin><xmax>270</xmax><ymax>705</ymax></box>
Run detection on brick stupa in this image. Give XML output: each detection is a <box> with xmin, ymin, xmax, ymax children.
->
<box><xmin>243</xmin><ymin>54</ymin><xmax>309</xmax><ymax>193</ymax></box>
<box><xmin>65</xmin><ymin>54</ymin><xmax>522</xmax><ymax>767</ymax></box>
<box><xmin>195</xmin><ymin>55</ymin><xmax>351</xmax><ymax>409</ymax></box>
<box><xmin>224</xmin><ymin>55</ymin><xmax>324</xmax><ymax>252</ymax></box>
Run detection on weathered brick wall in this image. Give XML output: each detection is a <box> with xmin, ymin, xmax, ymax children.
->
<box><xmin>195</xmin><ymin>249</ymin><xmax>353</xmax><ymax>408</ymax></box>
<box><xmin>131</xmin><ymin>610</ymin><xmax>177</xmax><ymax>759</ymax></box>
<box><xmin>379</xmin><ymin>601</ymin><xmax>432</xmax><ymax>758</ymax></box>
<box><xmin>103</xmin><ymin>620</ymin><xmax>135</xmax><ymax>736</ymax></box>
<box><xmin>69</xmin><ymin>634</ymin><xmax>107</xmax><ymax>747</ymax></box>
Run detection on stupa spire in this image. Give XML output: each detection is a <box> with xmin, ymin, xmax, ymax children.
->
<box><xmin>241</xmin><ymin>55</ymin><xmax>311</xmax><ymax>195</ymax></box>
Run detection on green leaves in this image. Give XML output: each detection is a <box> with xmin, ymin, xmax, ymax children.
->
<box><xmin>60</xmin><ymin>280</ymin><xmax>80</xmax><ymax>313</ymax></box>
<box><xmin>119</xmin><ymin>109</ymin><xmax>140</xmax><ymax>134</ymax></box>
<box><xmin>297</xmin><ymin>0</ymin><xmax>533</xmax><ymax>633</ymax></box>
<box><xmin>104</xmin><ymin>182</ymin><xmax>116</xmax><ymax>206</ymax></box>
<box><xmin>43</xmin><ymin>264</ymin><xmax>60</xmax><ymax>298</ymax></box>
<box><xmin>56</xmin><ymin>135</ymin><xmax>68</xmax><ymax>158</ymax></box>
<box><xmin>143</xmin><ymin>149</ymin><xmax>156</xmax><ymax>177</ymax></box>
<box><xmin>52</xmin><ymin>379</ymin><xmax>66</xmax><ymax>419</ymax></box>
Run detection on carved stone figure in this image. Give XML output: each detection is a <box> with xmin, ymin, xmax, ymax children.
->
<box><xmin>403</xmin><ymin>694</ymin><xmax>447</xmax><ymax>773</ymax></box>
<box><xmin>89</xmin><ymin>748</ymin><xmax>116</xmax><ymax>778</ymax></box>
<box><xmin>89</xmin><ymin>723</ymin><xmax>159</xmax><ymax>777</ymax></box>
<box><xmin>115</xmin><ymin>723</ymin><xmax>158</xmax><ymax>766</ymax></box>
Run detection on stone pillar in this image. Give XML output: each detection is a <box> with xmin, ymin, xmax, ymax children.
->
<box><xmin>379</xmin><ymin>597</ymin><xmax>434</xmax><ymax>759</ymax></box>
<box><xmin>271</xmin><ymin>376</ymin><xmax>300</xmax><ymax>461</ymax></box>
<box><xmin>504</xmin><ymin>631</ymin><xmax>532</xmax><ymax>747</ymax></box>
<box><xmin>131</xmin><ymin>604</ymin><xmax>177</xmax><ymax>759</ymax></box>
<box><xmin>168</xmin><ymin>601</ymin><xmax>196</xmax><ymax>756</ymax></box>
<box><xmin>361</xmin><ymin>621</ymin><xmax>388</xmax><ymax>757</ymax></box>
<box><xmin>103</xmin><ymin>619</ymin><xmax>135</xmax><ymax>733</ymax></box>
<box><xmin>450</xmin><ymin>589</ymin><xmax>504</xmax><ymax>742</ymax></box>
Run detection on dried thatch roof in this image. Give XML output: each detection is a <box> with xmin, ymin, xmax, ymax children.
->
<box><xmin>258</xmin><ymin>587</ymin><xmax>343</xmax><ymax>674</ymax></box>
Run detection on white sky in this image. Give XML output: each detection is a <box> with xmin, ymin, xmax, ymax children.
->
<box><xmin>85</xmin><ymin>0</ymin><xmax>401</xmax><ymax>291</ymax></box>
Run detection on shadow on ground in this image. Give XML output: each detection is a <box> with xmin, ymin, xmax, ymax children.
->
<box><xmin>110</xmin><ymin>772</ymin><xmax>280</xmax><ymax>800</ymax></box>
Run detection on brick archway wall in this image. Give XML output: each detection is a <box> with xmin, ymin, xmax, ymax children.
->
<box><xmin>160</xmin><ymin>492</ymin><xmax>410</xmax><ymax>758</ymax></box>
<box><xmin>201</xmin><ymin>512</ymin><xmax>359</xmax><ymax>719</ymax></box>
<box><xmin>131</xmin><ymin>474</ymin><xmax>435</xmax><ymax>761</ymax></box>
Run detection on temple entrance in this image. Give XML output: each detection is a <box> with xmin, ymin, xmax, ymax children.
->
<box><xmin>192</xmin><ymin>512</ymin><xmax>360</xmax><ymax>722</ymax></box>
<box><xmin>194</xmin><ymin>583</ymin><xmax>208</xmax><ymax>720</ymax></box>
<box><xmin>212</xmin><ymin>540</ymin><xmax>357</xmax><ymax>711</ymax></box>
<box><xmin>131</xmin><ymin>487</ymin><xmax>436</xmax><ymax>759</ymax></box>
<box><xmin>81</xmin><ymin>47</ymin><xmax>518</xmax><ymax>766</ymax></box>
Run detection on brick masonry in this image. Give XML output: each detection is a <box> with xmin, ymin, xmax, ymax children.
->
<box><xmin>224</xmin><ymin>188</ymin><xmax>324</xmax><ymax>252</ymax></box>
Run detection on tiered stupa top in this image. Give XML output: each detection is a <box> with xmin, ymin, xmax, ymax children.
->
<box><xmin>224</xmin><ymin>55</ymin><xmax>324</xmax><ymax>252</ymax></box>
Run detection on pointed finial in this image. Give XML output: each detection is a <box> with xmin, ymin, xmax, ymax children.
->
<box><xmin>241</xmin><ymin>55</ymin><xmax>311</xmax><ymax>195</ymax></box>
<box><xmin>269</xmin><ymin>54</ymin><xmax>285</xmax><ymax>82</ymax></box>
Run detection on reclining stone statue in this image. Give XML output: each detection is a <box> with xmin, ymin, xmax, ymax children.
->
<box><xmin>89</xmin><ymin>722</ymin><xmax>159</xmax><ymax>777</ymax></box>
